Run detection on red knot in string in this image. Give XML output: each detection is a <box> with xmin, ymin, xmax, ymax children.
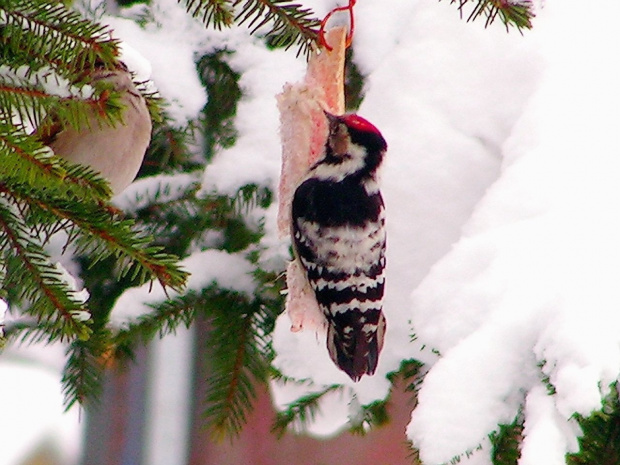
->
<box><xmin>319</xmin><ymin>0</ymin><xmax>356</xmax><ymax>51</ymax></box>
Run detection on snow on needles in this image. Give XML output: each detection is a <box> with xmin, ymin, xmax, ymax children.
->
<box><xmin>103</xmin><ymin>0</ymin><xmax>209</xmax><ymax>125</ymax></box>
<box><xmin>200</xmin><ymin>41</ymin><xmax>306</xmax><ymax>195</ymax></box>
<box><xmin>273</xmin><ymin>0</ymin><xmax>539</xmax><ymax>439</ymax></box>
<box><xmin>110</xmin><ymin>250</ymin><xmax>256</xmax><ymax>326</ymax></box>
<box><xmin>75</xmin><ymin>0</ymin><xmax>620</xmax><ymax>462</ymax></box>
<box><xmin>407</xmin><ymin>1</ymin><xmax>620</xmax><ymax>463</ymax></box>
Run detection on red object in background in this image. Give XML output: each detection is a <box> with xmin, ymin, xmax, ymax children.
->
<box><xmin>188</xmin><ymin>381</ymin><xmax>416</xmax><ymax>465</ymax></box>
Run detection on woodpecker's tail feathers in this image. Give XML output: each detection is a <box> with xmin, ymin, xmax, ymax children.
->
<box><xmin>326</xmin><ymin>311</ymin><xmax>386</xmax><ymax>381</ymax></box>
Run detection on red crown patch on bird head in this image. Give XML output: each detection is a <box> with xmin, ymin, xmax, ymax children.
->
<box><xmin>341</xmin><ymin>114</ymin><xmax>382</xmax><ymax>136</ymax></box>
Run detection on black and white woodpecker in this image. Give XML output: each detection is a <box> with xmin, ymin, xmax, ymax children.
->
<box><xmin>291</xmin><ymin>111</ymin><xmax>387</xmax><ymax>381</ymax></box>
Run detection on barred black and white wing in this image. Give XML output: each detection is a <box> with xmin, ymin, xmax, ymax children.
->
<box><xmin>292</xmin><ymin>173</ymin><xmax>387</xmax><ymax>381</ymax></box>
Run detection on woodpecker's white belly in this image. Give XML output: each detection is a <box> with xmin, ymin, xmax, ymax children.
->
<box><xmin>296</xmin><ymin>218</ymin><xmax>385</xmax><ymax>271</ymax></box>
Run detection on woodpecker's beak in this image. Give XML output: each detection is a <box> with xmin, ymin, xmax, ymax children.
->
<box><xmin>323</xmin><ymin>110</ymin><xmax>341</xmax><ymax>134</ymax></box>
<box><xmin>323</xmin><ymin>110</ymin><xmax>340</xmax><ymax>123</ymax></box>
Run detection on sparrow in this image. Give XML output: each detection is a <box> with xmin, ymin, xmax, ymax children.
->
<box><xmin>38</xmin><ymin>63</ymin><xmax>152</xmax><ymax>194</ymax></box>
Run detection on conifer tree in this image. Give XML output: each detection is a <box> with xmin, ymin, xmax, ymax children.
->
<box><xmin>18</xmin><ymin>4</ymin><xmax>620</xmax><ymax>465</ymax></box>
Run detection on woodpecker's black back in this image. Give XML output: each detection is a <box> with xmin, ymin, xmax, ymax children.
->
<box><xmin>292</xmin><ymin>176</ymin><xmax>383</xmax><ymax>227</ymax></box>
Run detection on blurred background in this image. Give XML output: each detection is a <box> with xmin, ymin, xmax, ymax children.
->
<box><xmin>1</xmin><ymin>323</ymin><xmax>415</xmax><ymax>465</ymax></box>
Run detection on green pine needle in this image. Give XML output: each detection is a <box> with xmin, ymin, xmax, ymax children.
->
<box><xmin>0</xmin><ymin>0</ymin><xmax>119</xmax><ymax>76</ymax></box>
<box><xmin>62</xmin><ymin>335</ymin><xmax>109</xmax><ymax>409</ymax></box>
<box><xmin>112</xmin><ymin>290</ymin><xmax>200</xmax><ymax>357</ymax></box>
<box><xmin>568</xmin><ymin>386</ymin><xmax>620</xmax><ymax>465</ymax></box>
<box><xmin>234</xmin><ymin>0</ymin><xmax>320</xmax><ymax>54</ymax></box>
<box><xmin>184</xmin><ymin>0</ymin><xmax>236</xmax><ymax>29</ymax></box>
<box><xmin>447</xmin><ymin>0</ymin><xmax>534</xmax><ymax>31</ymax></box>
<box><xmin>490</xmin><ymin>415</ymin><xmax>524</xmax><ymax>465</ymax></box>
<box><xmin>0</xmin><ymin>215</ymin><xmax>91</xmax><ymax>342</ymax></box>
<box><xmin>203</xmin><ymin>293</ymin><xmax>267</xmax><ymax>439</ymax></box>
<box><xmin>0</xmin><ymin>122</ymin><xmax>113</xmax><ymax>199</ymax></box>
<box><xmin>271</xmin><ymin>383</ymin><xmax>343</xmax><ymax>437</ymax></box>
<box><xmin>3</xmin><ymin>177</ymin><xmax>188</xmax><ymax>292</ymax></box>
<box><xmin>180</xmin><ymin>0</ymin><xmax>320</xmax><ymax>56</ymax></box>
<box><xmin>348</xmin><ymin>399</ymin><xmax>391</xmax><ymax>435</ymax></box>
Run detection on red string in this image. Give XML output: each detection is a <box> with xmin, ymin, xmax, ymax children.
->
<box><xmin>318</xmin><ymin>0</ymin><xmax>356</xmax><ymax>51</ymax></box>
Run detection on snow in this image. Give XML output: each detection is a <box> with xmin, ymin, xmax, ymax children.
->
<box><xmin>405</xmin><ymin>1</ymin><xmax>620</xmax><ymax>463</ymax></box>
<box><xmin>520</xmin><ymin>386</ymin><xmax>581</xmax><ymax>465</ymax></box>
<box><xmin>110</xmin><ymin>249</ymin><xmax>256</xmax><ymax>326</ymax></box>
<box><xmin>104</xmin><ymin>0</ymin><xmax>620</xmax><ymax>461</ymax></box>
<box><xmin>201</xmin><ymin>42</ymin><xmax>306</xmax><ymax>195</ymax></box>
<box><xmin>104</xmin><ymin>0</ymin><xmax>209</xmax><ymax>125</ymax></box>
<box><xmin>54</xmin><ymin>261</ymin><xmax>90</xmax><ymax>305</ymax></box>
<box><xmin>113</xmin><ymin>172</ymin><xmax>201</xmax><ymax>211</ymax></box>
<box><xmin>7</xmin><ymin>0</ymin><xmax>620</xmax><ymax>462</ymax></box>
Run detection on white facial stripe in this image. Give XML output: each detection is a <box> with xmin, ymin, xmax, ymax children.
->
<box><xmin>309</xmin><ymin>143</ymin><xmax>368</xmax><ymax>182</ymax></box>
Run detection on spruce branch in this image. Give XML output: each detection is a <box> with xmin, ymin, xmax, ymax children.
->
<box><xmin>142</xmin><ymin>118</ymin><xmax>197</xmax><ymax>174</ymax></box>
<box><xmin>348</xmin><ymin>399</ymin><xmax>390</xmax><ymax>435</ymax></box>
<box><xmin>0</xmin><ymin>198</ymin><xmax>92</xmax><ymax>342</ymax></box>
<box><xmin>180</xmin><ymin>0</ymin><xmax>320</xmax><ymax>56</ymax></box>
<box><xmin>1</xmin><ymin>123</ymin><xmax>68</xmax><ymax>187</ymax></box>
<box><xmin>111</xmin><ymin>290</ymin><xmax>199</xmax><ymax>357</ymax></box>
<box><xmin>234</xmin><ymin>0</ymin><xmax>320</xmax><ymax>53</ymax></box>
<box><xmin>0</xmin><ymin>0</ymin><xmax>119</xmax><ymax>76</ymax></box>
<box><xmin>2</xmin><ymin>320</ymin><xmax>52</xmax><ymax>346</ymax></box>
<box><xmin>205</xmin><ymin>302</ymin><xmax>258</xmax><ymax>438</ymax></box>
<box><xmin>568</xmin><ymin>387</ymin><xmax>620</xmax><ymax>465</ymax></box>
<box><xmin>3</xmin><ymin>179</ymin><xmax>187</xmax><ymax>292</ymax></box>
<box><xmin>197</xmin><ymin>51</ymin><xmax>242</xmax><ymax>156</ymax></box>
<box><xmin>31</xmin><ymin>75</ymin><xmax>130</xmax><ymax>140</ymax></box>
<box><xmin>62</xmin><ymin>334</ymin><xmax>109</xmax><ymax>409</ymax></box>
<box><xmin>490</xmin><ymin>414</ymin><xmax>523</xmax><ymax>465</ymax></box>
<box><xmin>349</xmin><ymin>400</ymin><xmax>390</xmax><ymax>436</ymax></box>
<box><xmin>271</xmin><ymin>383</ymin><xmax>343</xmax><ymax>437</ymax></box>
<box><xmin>447</xmin><ymin>0</ymin><xmax>534</xmax><ymax>30</ymax></box>
<box><xmin>387</xmin><ymin>358</ymin><xmax>425</xmax><ymax>393</ymax></box>
<box><xmin>201</xmin><ymin>290</ymin><xmax>272</xmax><ymax>438</ymax></box>
<box><xmin>183</xmin><ymin>0</ymin><xmax>236</xmax><ymax>29</ymax></box>
<box><xmin>122</xmin><ymin>181</ymin><xmax>269</xmax><ymax>259</ymax></box>
<box><xmin>0</xmin><ymin>122</ymin><xmax>112</xmax><ymax>199</ymax></box>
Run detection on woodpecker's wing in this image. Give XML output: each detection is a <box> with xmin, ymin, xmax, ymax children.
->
<box><xmin>291</xmin><ymin>176</ymin><xmax>386</xmax><ymax>380</ymax></box>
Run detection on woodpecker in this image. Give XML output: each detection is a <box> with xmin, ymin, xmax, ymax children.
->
<box><xmin>291</xmin><ymin>111</ymin><xmax>387</xmax><ymax>381</ymax></box>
